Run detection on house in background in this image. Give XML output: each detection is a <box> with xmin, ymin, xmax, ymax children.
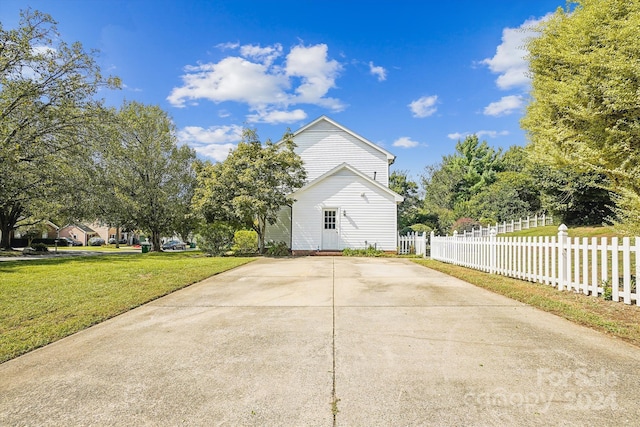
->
<box><xmin>59</xmin><ymin>223</ymin><xmax>99</xmax><ymax>246</ymax></box>
<box><xmin>59</xmin><ymin>223</ymin><xmax>138</xmax><ymax>245</ymax></box>
<box><xmin>12</xmin><ymin>220</ymin><xmax>60</xmax><ymax>241</ymax></box>
<box><xmin>265</xmin><ymin>116</ymin><xmax>403</xmax><ymax>254</ymax></box>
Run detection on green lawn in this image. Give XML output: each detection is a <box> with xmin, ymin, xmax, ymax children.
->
<box><xmin>55</xmin><ymin>244</ymin><xmax>140</xmax><ymax>252</ymax></box>
<box><xmin>0</xmin><ymin>253</ymin><xmax>253</xmax><ymax>363</ymax></box>
<box><xmin>505</xmin><ymin>224</ymin><xmax>624</xmax><ymax>238</ymax></box>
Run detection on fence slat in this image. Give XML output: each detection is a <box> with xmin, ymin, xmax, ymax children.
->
<box><xmin>430</xmin><ymin>224</ymin><xmax>639</xmax><ymax>306</ymax></box>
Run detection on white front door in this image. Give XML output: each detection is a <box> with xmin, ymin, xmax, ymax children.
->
<box><xmin>322</xmin><ymin>209</ymin><xmax>339</xmax><ymax>250</ymax></box>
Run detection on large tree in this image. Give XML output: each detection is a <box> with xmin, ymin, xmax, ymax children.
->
<box><xmin>99</xmin><ymin>101</ymin><xmax>196</xmax><ymax>251</ymax></box>
<box><xmin>422</xmin><ymin>135</ymin><xmax>503</xmax><ymax>232</ymax></box>
<box><xmin>193</xmin><ymin>128</ymin><xmax>306</xmax><ymax>253</ymax></box>
<box><xmin>389</xmin><ymin>170</ymin><xmax>422</xmax><ymax>231</ymax></box>
<box><xmin>0</xmin><ymin>9</ymin><xmax>120</xmax><ymax>249</ymax></box>
<box><xmin>522</xmin><ymin>0</ymin><xmax>640</xmax><ymax>232</ymax></box>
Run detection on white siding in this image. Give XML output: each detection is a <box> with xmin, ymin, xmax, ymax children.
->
<box><xmin>291</xmin><ymin>169</ymin><xmax>398</xmax><ymax>251</ymax></box>
<box><xmin>264</xmin><ymin>206</ymin><xmax>292</xmax><ymax>246</ymax></box>
<box><xmin>293</xmin><ymin>121</ymin><xmax>389</xmax><ymax>186</ymax></box>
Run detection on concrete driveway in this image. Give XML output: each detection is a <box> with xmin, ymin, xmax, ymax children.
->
<box><xmin>2</xmin><ymin>257</ymin><xmax>640</xmax><ymax>426</ymax></box>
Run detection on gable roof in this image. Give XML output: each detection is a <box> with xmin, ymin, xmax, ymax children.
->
<box><xmin>284</xmin><ymin>115</ymin><xmax>396</xmax><ymax>165</ymax></box>
<box><xmin>292</xmin><ymin>162</ymin><xmax>404</xmax><ymax>203</ymax></box>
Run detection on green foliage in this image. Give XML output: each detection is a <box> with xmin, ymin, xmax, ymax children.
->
<box><xmin>529</xmin><ymin>163</ymin><xmax>613</xmax><ymax>226</ymax></box>
<box><xmin>265</xmin><ymin>241</ymin><xmax>290</xmax><ymax>257</ymax></box>
<box><xmin>462</xmin><ymin>172</ymin><xmax>535</xmax><ymax>223</ymax></box>
<box><xmin>602</xmin><ymin>280</ymin><xmax>613</xmax><ymax>301</ymax></box>
<box><xmin>409</xmin><ymin>224</ymin><xmax>432</xmax><ymax>234</ymax></box>
<box><xmin>193</xmin><ymin>128</ymin><xmax>306</xmax><ymax>253</ymax></box>
<box><xmin>197</xmin><ymin>222</ymin><xmax>235</xmax><ymax>256</ymax></box>
<box><xmin>400</xmin><ymin>224</ymin><xmax>432</xmax><ymax>236</ymax></box>
<box><xmin>522</xmin><ymin>0</ymin><xmax>640</xmax><ymax>231</ymax></box>
<box><xmin>422</xmin><ymin>135</ymin><xmax>505</xmax><ymax>233</ymax></box>
<box><xmin>96</xmin><ymin>101</ymin><xmax>196</xmax><ymax>252</ymax></box>
<box><xmin>390</xmin><ymin>170</ymin><xmax>422</xmax><ymax>230</ymax></box>
<box><xmin>342</xmin><ymin>246</ymin><xmax>385</xmax><ymax>257</ymax></box>
<box><xmin>232</xmin><ymin>230</ymin><xmax>258</xmax><ymax>254</ymax></box>
<box><xmin>0</xmin><ymin>9</ymin><xmax>120</xmax><ymax>248</ymax></box>
<box><xmin>30</xmin><ymin>243</ymin><xmax>48</xmax><ymax>252</ymax></box>
<box><xmin>451</xmin><ymin>217</ymin><xmax>482</xmax><ymax>234</ymax></box>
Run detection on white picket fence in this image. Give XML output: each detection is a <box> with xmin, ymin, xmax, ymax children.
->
<box><xmin>457</xmin><ymin>213</ymin><xmax>553</xmax><ymax>238</ymax></box>
<box><xmin>431</xmin><ymin>224</ymin><xmax>640</xmax><ymax>305</ymax></box>
<box><xmin>398</xmin><ymin>232</ymin><xmax>428</xmax><ymax>256</ymax></box>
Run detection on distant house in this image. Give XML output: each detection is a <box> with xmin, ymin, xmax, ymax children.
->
<box><xmin>12</xmin><ymin>220</ymin><xmax>60</xmax><ymax>240</ymax></box>
<box><xmin>59</xmin><ymin>223</ymin><xmax>99</xmax><ymax>246</ymax></box>
<box><xmin>59</xmin><ymin>223</ymin><xmax>138</xmax><ymax>245</ymax></box>
<box><xmin>265</xmin><ymin>116</ymin><xmax>403</xmax><ymax>253</ymax></box>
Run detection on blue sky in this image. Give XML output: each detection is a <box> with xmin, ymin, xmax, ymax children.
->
<box><xmin>1</xmin><ymin>0</ymin><xmax>564</xmax><ymax>179</ymax></box>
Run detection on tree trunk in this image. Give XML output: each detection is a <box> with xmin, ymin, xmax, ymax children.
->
<box><xmin>0</xmin><ymin>203</ymin><xmax>23</xmax><ymax>250</ymax></box>
<box><xmin>257</xmin><ymin>214</ymin><xmax>266</xmax><ymax>254</ymax></box>
<box><xmin>151</xmin><ymin>230</ymin><xmax>162</xmax><ymax>252</ymax></box>
<box><xmin>0</xmin><ymin>225</ymin><xmax>11</xmax><ymax>250</ymax></box>
<box><xmin>115</xmin><ymin>225</ymin><xmax>120</xmax><ymax>248</ymax></box>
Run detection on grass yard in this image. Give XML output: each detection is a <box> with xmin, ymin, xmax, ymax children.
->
<box><xmin>505</xmin><ymin>224</ymin><xmax>624</xmax><ymax>238</ymax></box>
<box><xmin>413</xmin><ymin>259</ymin><xmax>640</xmax><ymax>348</ymax></box>
<box><xmin>0</xmin><ymin>253</ymin><xmax>253</xmax><ymax>363</ymax></box>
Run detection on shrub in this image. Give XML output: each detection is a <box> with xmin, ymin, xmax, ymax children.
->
<box><xmin>409</xmin><ymin>224</ymin><xmax>432</xmax><ymax>235</ymax></box>
<box><xmin>265</xmin><ymin>241</ymin><xmax>290</xmax><ymax>256</ymax></box>
<box><xmin>31</xmin><ymin>243</ymin><xmax>49</xmax><ymax>252</ymax></box>
<box><xmin>197</xmin><ymin>222</ymin><xmax>235</xmax><ymax>256</ymax></box>
<box><xmin>343</xmin><ymin>246</ymin><xmax>385</xmax><ymax>257</ymax></box>
<box><xmin>232</xmin><ymin>230</ymin><xmax>258</xmax><ymax>254</ymax></box>
<box><xmin>602</xmin><ymin>280</ymin><xmax>612</xmax><ymax>301</ymax></box>
<box><xmin>451</xmin><ymin>217</ymin><xmax>481</xmax><ymax>234</ymax></box>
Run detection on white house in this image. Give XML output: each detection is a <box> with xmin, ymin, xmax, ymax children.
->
<box><xmin>265</xmin><ymin>116</ymin><xmax>404</xmax><ymax>254</ymax></box>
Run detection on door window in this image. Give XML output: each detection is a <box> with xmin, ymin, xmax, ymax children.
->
<box><xmin>324</xmin><ymin>210</ymin><xmax>336</xmax><ymax>230</ymax></box>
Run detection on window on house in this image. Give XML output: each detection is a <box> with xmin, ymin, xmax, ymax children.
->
<box><xmin>324</xmin><ymin>210</ymin><xmax>336</xmax><ymax>230</ymax></box>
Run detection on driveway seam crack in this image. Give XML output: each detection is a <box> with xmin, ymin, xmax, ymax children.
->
<box><xmin>332</xmin><ymin>256</ymin><xmax>338</xmax><ymax>425</ymax></box>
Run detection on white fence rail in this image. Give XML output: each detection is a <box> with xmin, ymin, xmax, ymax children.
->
<box><xmin>398</xmin><ymin>232</ymin><xmax>427</xmax><ymax>256</ymax></box>
<box><xmin>457</xmin><ymin>213</ymin><xmax>553</xmax><ymax>239</ymax></box>
<box><xmin>431</xmin><ymin>225</ymin><xmax>640</xmax><ymax>305</ymax></box>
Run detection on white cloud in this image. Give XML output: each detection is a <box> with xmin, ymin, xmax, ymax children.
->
<box><xmin>216</xmin><ymin>42</ymin><xmax>240</xmax><ymax>50</ymax></box>
<box><xmin>483</xmin><ymin>95</ymin><xmax>524</xmax><ymax>116</ymax></box>
<box><xmin>447</xmin><ymin>130</ymin><xmax>509</xmax><ymax>140</ymax></box>
<box><xmin>369</xmin><ymin>61</ymin><xmax>387</xmax><ymax>81</ymax></box>
<box><xmin>408</xmin><ymin>95</ymin><xmax>438</xmax><ymax>118</ymax></box>
<box><xmin>193</xmin><ymin>143</ymin><xmax>237</xmax><ymax>162</ymax></box>
<box><xmin>240</xmin><ymin>43</ymin><xmax>283</xmax><ymax>66</ymax></box>
<box><xmin>176</xmin><ymin>125</ymin><xmax>243</xmax><ymax>162</ymax></box>
<box><xmin>167</xmin><ymin>56</ymin><xmax>288</xmax><ymax>108</ymax></box>
<box><xmin>246</xmin><ymin>108</ymin><xmax>307</xmax><ymax>124</ymax></box>
<box><xmin>285</xmin><ymin>44</ymin><xmax>344</xmax><ymax>110</ymax></box>
<box><xmin>392</xmin><ymin>136</ymin><xmax>420</xmax><ymax>148</ymax></box>
<box><xmin>477</xmin><ymin>130</ymin><xmax>510</xmax><ymax>138</ymax></box>
<box><xmin>168</xmin><ymin>43</ymin><xmax>343</xmax><ymax>119</ymax></box>
<box><xmin>481</xmin><ymin>15</ymin><xmax>550</xmax><ymax>90</ymax></box>
<box><xmin>447</xmin><ymin>132</ymin><xmax>466</xmax><ymax>140</ymax></box>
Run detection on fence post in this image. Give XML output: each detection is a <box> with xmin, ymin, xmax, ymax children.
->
<box><xmin>558</xmin><ymin>224</ymin><xmax>568</xmax><ymax>291</ymax></box>
<box><xmin>489</xmin><ymin>227</ymin><xmax>497</xmax><ymax>274</ymax></box>
<box><xmin>429</xmin><ymin>231</ymin><xmax>435</xmax><ymax>259</ymax></box>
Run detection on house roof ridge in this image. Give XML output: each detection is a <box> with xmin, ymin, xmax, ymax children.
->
<box><xmin>277</xmin><ymin>116</ymin><xmax>396</xmax><ymax>165</ymax></box>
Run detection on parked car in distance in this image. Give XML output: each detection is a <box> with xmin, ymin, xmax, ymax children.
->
<box><xmin>162</xmin><ymin>240</ymin><xmax>187</xmax><ymax>250</ymax></box>
<box><xmin>108</xmin><ymin>237</ymin><xmax>128</xmax><ymax>244</ymax></box>
<box><xmin>88</xmin><ymin>237</ymin><xmax>105</xmax><ymax>246</ymax></box>
<box><xmin>60</xmin><ymin>237</ymin><xmax>82</xmax><ymax>246</ymax></box>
